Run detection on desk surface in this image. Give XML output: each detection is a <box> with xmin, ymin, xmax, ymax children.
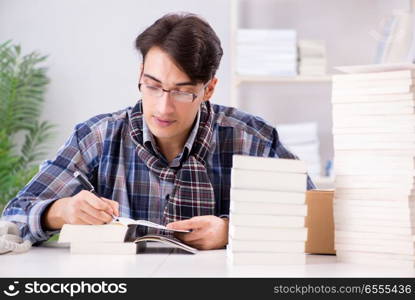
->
<box><xmin>2</xmin><ymin>243</ymin><xmax>415</xmax><ymax>278</ymax></box>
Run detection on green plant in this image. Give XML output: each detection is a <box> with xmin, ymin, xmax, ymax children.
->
<box><xmin>0</xmin><ymin>40</ymin><xmax>55</xmax><ymax>211</ymax></box>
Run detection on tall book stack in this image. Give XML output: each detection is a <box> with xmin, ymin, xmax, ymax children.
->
<box><xmin>332</xmin><ymin>64</ymin><xmax>415</xmax><ymax>268</ymax></box>
<box><xmin>227</xmin><ymin>155</ymin><xmax>308</xmax><ymax>265</ymax></box>
<box><xmin>236</xmin><ymin>29</ymin><xmax>297</xmax><ymax>76</ymax></box>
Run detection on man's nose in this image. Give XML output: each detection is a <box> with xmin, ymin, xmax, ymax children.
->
<box><xmin>156</xmin><ymin>91</ymin><xmax>175</xmax><ymax>115</ymax></box>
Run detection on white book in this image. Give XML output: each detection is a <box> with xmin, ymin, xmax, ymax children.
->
<box><xmin>334</xmin><ymin>152</ymin><xmax>415</xmax><ymax>162</ymax></box>
<box><xmin>333</xmin><ymin>133</ymin><xmax>415</xmax><ymax>143</ymax></box>
<box><xmin>334</xmin><ymin>223</ymin><xmax>415</xmax><ymax>235</ymax></box>
<box><xmin>230</xmin><ymin>188</ymin><xmax>306</xmax><ymax>205</ymax></box>
<box><xmin>333</xmin><ymin>199</ymin><xmax>415</xmax><ymax>208</ymax></box>
<box><xmin>230</xmin><ymin>214</ymin><xmax>305</xmax><ymax>228</ymax></box>
<box><xmin>334</xmin><ymin>142</ymin><xmax>415</xmax><ymax>151</ymax></box>
<box><xmin>334</xmin><ymin>158</ymin><xmax>415</xmax><ymax>170</ymax></box>
<box><xmin>334</xmin><ymin>209</ymin><xmax>415</xmax><ymax>223</ymax></box>
<box><xmin>334</xmin><ymin>179</ymin><xmax>415</xmax><ymax>190</ymax></box>
<box><xmin>334</xmin><ymin>217</ymin><xmax>415</xmax><ymax>228</ymax></box>
<box><xmin>59</xmin><ymin>218</ymin><xmax>190</xmax><ymax>244</ymax></box>
<box><xmin>70</xmin><ymin>242</ymin><xmax>138</xmax><ymax>255</ymax></box>
<box><xmin>336</xmin><ymin>249</ymin><xmax>415</xmax><ymax>262</ymax></box>
<box><xmin>335</xmin><ymin>237</ymin><xmax>415</xmax><ymax>249</ymax></box>
<box><xmin>333</xmin><ymin>203</ymin><xmax>415</xmax><ymax>215</ymax></box>
<box><xmin>335</xmin><ymin>242</ymin><xmax>415</xmax><ymax>255</ymax></box>
<box><xmin>228</xmin><ymin>224</ymin><xmax>308</xmax><ymax>241</ymax></box>
<box><xmin>333</xmin><ymin>78</ymin><xmax>415</xmax><ymax>89</ymax></box>
<box><xmin>299</xmin><ymin>70</ymin><xmax>327</xmax><ymax>76</ymax></box>
<box><xmin>334</xmin><ymin>149</ymin><xmax>415</xmax><ymax>158</ymax></box>
<box><xmin>237</xmin><ymin>29</ymin><xmax>297</xmax><ymax>42</ymax></box>
<box><xmin>232</xmin><ymin>155</ymin><xmax>307</xmax><ymax>173</ymax></box>
<box><xmin>332</xmin><ymin>70</ymin><xmax>415</xmax><ymax>82</ymax></box>
<box><xmin>227</xmin><ymin>239</ymin><xmax>305</xmax><ymax>253</ymax></box>
<box><xmin>231</xmin><ymin>169</ymin><xmax>307</xmax><ymax>192</ymax></box>
<box><xmin>332</xmin><ymin>102</ymin><xmax>415</xmax><ymax>115</ymax></box>
<box><xmin>335</xmin><ymin>174</ymin><xmax>415</xmax><ymax>183</ymax></box>
<box><xmin>334</xmin><ymin>210</ymin><xmax>415</xmax><ymax>222</ymax></box>
<box><xmin>298</xmin><ymin>39</ymin><xmax>326</xmax><ymax>57</ymax></box>
<box><xmin>237</xmin><ymin>51</ymin><xmax>296</xmax><ymax>59</ymax></box>
<box><xmin>336</xmin><ymin>251</ymin><xmax>415</xmax><ymax>268</ymax></box>
<box><xmin>227</xmin><ymin>250</ymin><xmax>306</xmax><ymax>265</ymax></box>
<box><xmin>333</xmin><ymin>108</ymin><xmax>415</xmax><ymax>117</ymax></box>
<box><xmin>334</xmin><ymin>168</ymin><xmax>415</xmax><ymax>176</ymax></box>
<box><xmin>333</xmin><ymin>114</ymin><xmax>415</xmax><ymax>125</ymax></box>
<box><xmin>335</xmin><ymin>230</ymin><xmax>415</xmax><ymax>241</ymax></box>
<box><xmin>332</xmin><ymin>93</ymin><xmax>415</xmax><ymax>104</ymax></box>
<box><xmin>238</xmin><ymin>59</ymin><xmax>297</xmax><ymax>66</ymax></box>
<box><xmin>332</xmin><ymin>126</ymin><xmax>415</xmax><ymax>134</ymax></box>
<box><xmin>334</xmin><ymin>191</ymin><xmax>415</xmax><ymax>202</ymax></box>
<box><xmin>332</xmin><ymin>85</ymin><xmax>415</xmax><ymax>96</ymax></box>
<box><xmin>59</xmin><ymin>223</ymin><xmax>128</xmax><ymax>243</ymax></box>
<box><xmin>236</xmin><ymin>69</ymin><xmax>297</xmax><ymax>76</ymax></box>
<box><xmin>230</xmin><ymin>201</ymin><xmax>307</xmax><ymax>216</ymax></box>
<box><xmin>338</xmin><ymin>174</ymin><xmax>415</xmax><ymax>183</ymax></box>
<box><xmin>300</xmin><ymin>57</ymin><xmax>326</xmax><ymax>64</ymax></box>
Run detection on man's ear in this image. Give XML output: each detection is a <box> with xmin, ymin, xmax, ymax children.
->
<box><xmin>203</xmin><ymin>77</ymin><xmax>218</xmax><ymax>101</ymax></box>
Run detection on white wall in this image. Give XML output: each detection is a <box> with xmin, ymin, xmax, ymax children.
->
<box><xmin>0</xmin><ymin>0</ymin><xmax>231</xmax><ymax>157</ymax></box>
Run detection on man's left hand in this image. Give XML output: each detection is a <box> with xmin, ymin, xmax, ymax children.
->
<box><xmin>166</xmin><ymin>215</ymin><xmax>229</xmax><ymax>250</ymax></box>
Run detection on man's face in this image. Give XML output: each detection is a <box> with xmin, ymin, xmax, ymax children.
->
<box><xmin>140</xmin><ymin>46</ymin><xmax>216</xmax><ymax>145</ymax></box>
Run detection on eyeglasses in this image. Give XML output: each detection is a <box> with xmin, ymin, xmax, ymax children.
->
<box><xmin>138</xmin><ymin>81</ymin><xmax>210</xmax><ymax>103</ymax></box>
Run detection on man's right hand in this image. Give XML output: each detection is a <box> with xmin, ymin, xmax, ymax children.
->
<box><xmin>42</xmin><ymin>190</ymin><xmax>119</xmax><ymax>230</ymax></box>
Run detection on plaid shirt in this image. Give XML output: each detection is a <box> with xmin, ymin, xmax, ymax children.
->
<box><xmin>2</xmin><ymin>101</ymin><xmax>315</xmax><ymax>244</ymax></box>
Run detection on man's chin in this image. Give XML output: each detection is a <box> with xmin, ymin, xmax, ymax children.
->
<box><xmin>150</xmin><ymin>127</ymin><xmax>177</xmax><ymax>140</ymax></box>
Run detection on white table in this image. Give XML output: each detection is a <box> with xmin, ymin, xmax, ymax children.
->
<box><xmin>1</xmin><ymin>242</ymin><xmax>415</xmax><ymax>277</ymax></box>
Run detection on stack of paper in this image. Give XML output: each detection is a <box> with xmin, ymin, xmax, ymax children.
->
<box><xmin>236</xmin><ymin>29</ymin><xmax>297</xmax><ymax>76</ymax></box>
<box><xmin>227</xmin><ymin>155</ymin><xmax>308</xmax><ymax>265</ymax></box>
<box><xmin>276</xmin><ymin>122</ymin><xmax>322</xmax><ymax>177</ymax></box>
<box><xmin>332</xmin><ymin>64</ymin><xmax>415</xmax><ymax>268</ymax></box>
<box><xmin>298</xmin><ymin>40</ymin><xmax>327</xmax><ymax>75</ymax></box>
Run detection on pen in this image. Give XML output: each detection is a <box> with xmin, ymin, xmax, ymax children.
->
<box><xmin>73</xmin><ymin>171</ymin><xmax>119</xmax><ymax>221</ymax></box>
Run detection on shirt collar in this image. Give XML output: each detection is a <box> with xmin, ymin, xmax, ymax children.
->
<box><xmin>142</xmin><ymin>109</ymin><xmax>201</xmax><ymax>167</ymax></box>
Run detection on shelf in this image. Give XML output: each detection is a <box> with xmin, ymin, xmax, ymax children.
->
<box><xmin>235</xmin><ymin>75</ymin><xmax>332</xmax><ymax>85</ymax></box>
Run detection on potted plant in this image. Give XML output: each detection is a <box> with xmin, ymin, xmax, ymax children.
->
<box><xmin>0</xmin><ymin>41</ymin><xmax>55</xmax><ymax>211</ymax></box>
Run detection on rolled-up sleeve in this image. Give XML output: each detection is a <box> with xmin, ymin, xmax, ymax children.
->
<box><xmin>1</xmin><ymin>122</ymin><xmax>102</xmax><ymax>245</ymax></box>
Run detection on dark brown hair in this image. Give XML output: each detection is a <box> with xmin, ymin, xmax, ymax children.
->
<box><xmin>135</xmin><ymin>13</ymin><xmax>223</xmax><ymax>84</ymax></box>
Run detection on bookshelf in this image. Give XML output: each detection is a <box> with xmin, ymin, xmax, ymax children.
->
<box><xmin>229</xmin><ymin>0</ymin><xmax>333</xmax><ymax>108</ymax></box>
<box><xmin>229</xmin><ymin>0</ymin><xmax>333</xmax><ymax>188</ymax></box>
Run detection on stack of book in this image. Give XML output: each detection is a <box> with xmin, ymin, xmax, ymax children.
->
<box><xmin>227</xmin><ymin>155</ymin><xmax>308</xmax><ymax>265</ymax></box>
<box><xmin>276</xmin><ymin>122</ymin><xmax>322</xmax><ymax>177</ymax></box>
<box><xmin>331</xmin><ymin>64</ymin><xmax>415</xmax><ymax>268</ymax></box>
<box><xmin>58</xmin><ymin>218</ymin><xmax>197</xmax><ymax>254</ymax></box>
<box><xmin>236</xmin><ymin>29</ymin><xmax>297</xmax><ymax>76</ymax></box>
<box><xmin>298</xmin><ymin>40</ymin><xmax>327</xmax><ymax>76</ymax></box>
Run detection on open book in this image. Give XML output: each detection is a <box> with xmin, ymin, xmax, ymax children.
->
<box><xmin>58</xmin><ymin>217</ymin><xmax>197</xmax><ymax>254</ymax></box>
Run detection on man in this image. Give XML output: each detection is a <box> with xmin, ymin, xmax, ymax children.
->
<box><xmin>2</xmin><ymin>13</ymin><xmax>314</xmax><ymax>250</ymax></box>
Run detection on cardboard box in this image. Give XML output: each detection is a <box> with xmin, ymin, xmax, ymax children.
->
<box><xmin>305</xmin><ymin>189</ymin><xmax>336</xmax><ymax>255</ymax></box>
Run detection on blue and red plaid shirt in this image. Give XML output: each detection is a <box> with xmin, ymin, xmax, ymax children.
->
<box><xmin>1</xmin><ymin>101</ymin><xmax>315</xmax><ymax>244</ymax></box>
